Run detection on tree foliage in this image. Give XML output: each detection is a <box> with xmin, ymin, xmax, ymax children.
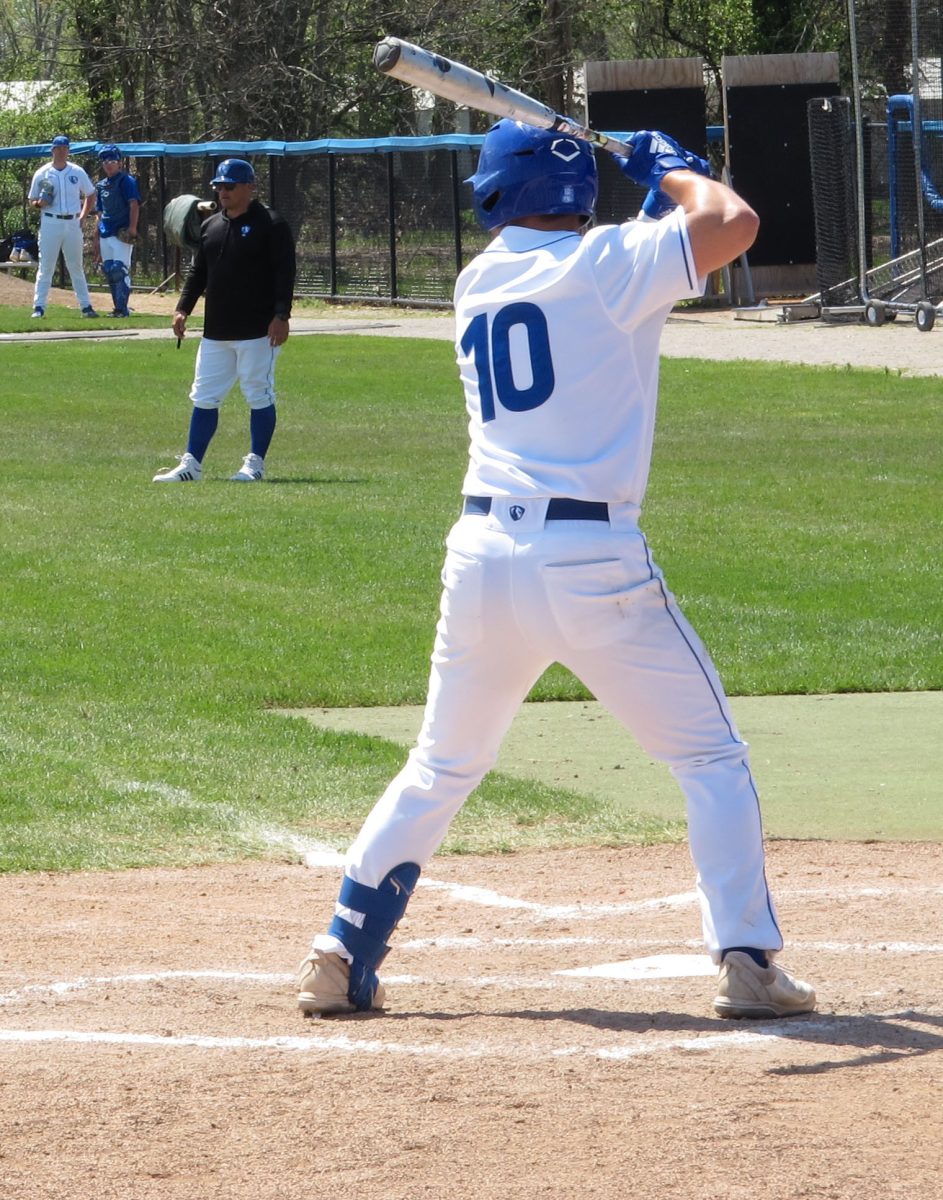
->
<box><xmin>0</xmin><ymin>0</ymin><xmax>915</xmax><ymax>146</ymax></box>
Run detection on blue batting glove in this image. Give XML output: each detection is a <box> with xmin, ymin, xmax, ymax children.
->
<box><xmin>616</xmin><ymin>131</ymin><xmax>712</xmax><ymax>192</ymax></box>
<box><xmin>640</xmin><ymin>188</ymin><xmax>677</xmax><ymax>220</ymax></box>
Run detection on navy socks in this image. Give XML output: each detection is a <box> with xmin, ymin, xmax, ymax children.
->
<box><xmin>250</xmin><ymin>404</ymin><xmax>277</xmax><ymax>458</ymax></box>
<box><xmin>186</xmin><ymin>407</ymin><xmax>219</xmax><ymax>461</ymax></box>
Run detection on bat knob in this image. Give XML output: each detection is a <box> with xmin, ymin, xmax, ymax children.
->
<box><xmin>374</xmin><ymin>36</ymin><xmax>402</xmax><ymax>73</ymax></box>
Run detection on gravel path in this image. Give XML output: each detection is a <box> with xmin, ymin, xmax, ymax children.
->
<box><xmin>4</xmin><ymin>266</ymin><xmax>941</xmax><ymax>373</ymax></box>
<box><xmin>292</xmin><ymin>304</ymin><xmax>943</xmax><ymax>376</ymax></box>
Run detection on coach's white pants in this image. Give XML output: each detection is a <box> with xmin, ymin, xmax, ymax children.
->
<box><xmin>33</xmin><ymin>214</ymin><xmax>92</xmax><ymax>310</ymax></box>
<box><xmin>190</xmin><ymin>336</ymin><xmax>279</xmax><ymax>409</ymax></box>
<box><xmin>341</xmin><ymin>499</ymin><xmax>783</xmax><ymax>962</ymax></box>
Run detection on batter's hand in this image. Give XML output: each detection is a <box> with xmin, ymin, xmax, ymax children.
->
<box><xmin>615</xmin><ymin>131</ymin><xmax>699</xmax><ymax>192</ymax></box>
<box><xmin>639</xmin><ymin>148</ymin><xmax>712</xmax><ymax>220</ymax></box>
<box><xmin>172</xmin><ymin>311</ymin><xmax>187</xmax><ymax>339</ymax></box>
<box><xmin>268</xmin><ymin>315</ymin><xmax>289</xmax><ymax>347</ymax></box>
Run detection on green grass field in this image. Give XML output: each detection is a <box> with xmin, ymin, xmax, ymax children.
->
<box><xmin>1</xmin><ymin>333</ymin><xmax>940</xmax><ymax>871</ymax></box>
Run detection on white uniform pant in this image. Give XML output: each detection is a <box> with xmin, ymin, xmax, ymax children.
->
<box><xmin>33</xmin><ymin>214</ymin><xmax>92</xmax><ymax>310</ymax></box>
<box><xmin>190</xmin><ymin>336</ymin><xmax>279</xmax><ymax>409</ymax></box>
<box><xmin>343</xmin><ymin>498</ymin><xmax>783</xmax><ymax>962</ymax></box>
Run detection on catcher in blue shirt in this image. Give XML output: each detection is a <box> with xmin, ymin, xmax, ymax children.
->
<box><xmin>93</xmin><ymin>144</ymin><xmax>141</xmax><ymax>317</ymax></box>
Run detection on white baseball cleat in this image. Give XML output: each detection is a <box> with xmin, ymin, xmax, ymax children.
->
<box><xmin>152</xmin><ymin>452</ymin><xmax>202</xmax><ymax>482</ymax></box>
<box><xmin>230</xmin><ymin>453</ymin><xmax>264</xmax><ymax>482</ymax></box>
<box><xmin>713</xmin><ymin>951</ymin><xmax>816</xmax><ymax>1019</ymax></box>
<box><xmin>297</xmin><ymin>948</ymin><xmax>385</xmax><ymax>1017</ymax></box>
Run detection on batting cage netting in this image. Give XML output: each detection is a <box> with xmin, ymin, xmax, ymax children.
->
<box><xmin>809</xmin><ymin>0</ymin><xmax>943</xmax><ymax>320</ymax></box>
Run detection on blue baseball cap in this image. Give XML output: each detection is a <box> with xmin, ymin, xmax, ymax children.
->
<box><xmin>98</xmin><ymin>144</ymin><xmax>122</xmax><ymax>161</ymax></box>
<box><xmin>211</xmin><ymin>158</ymin><xmax>255</xmax><ymax>186</ymax></box>
<box><xmin>51</xmin><ymin>135</ymin><xmax>70</xmax><ymax>147</ymax></box>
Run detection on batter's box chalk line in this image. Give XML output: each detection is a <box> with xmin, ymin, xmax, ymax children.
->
<box><xmin>2</xmin><ymin>1012</ymin><xmax>938</xmax><ymax>1063</ymax></box>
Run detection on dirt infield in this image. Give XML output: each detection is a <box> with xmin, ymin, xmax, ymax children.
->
<box><xmin>1</xmin><ymin>840</ymin><xmax>941</xmax><ymax>1199</ymax></box>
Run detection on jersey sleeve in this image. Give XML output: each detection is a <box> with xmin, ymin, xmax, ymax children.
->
<box><xmin>587</xmin><ymin>208</ymin><xmax>704</xmax><ymax>330</ymax></box>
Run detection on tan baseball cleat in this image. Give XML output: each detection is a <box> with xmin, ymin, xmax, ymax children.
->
<box><xmin>713</xmin><ymin>951</ymin><xmax>816</xmax><ymax>1019</ymax></box>
<box><xmin>297</xmin><ymin>948</ymin><xmax>386</xmax><ymax>1016</ymax></box>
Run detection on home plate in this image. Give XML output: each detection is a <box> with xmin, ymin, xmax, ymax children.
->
<box><xmin>556</xmin><ymin>954</ymin><xmax>715</xmax><ymax>980</ymax></box>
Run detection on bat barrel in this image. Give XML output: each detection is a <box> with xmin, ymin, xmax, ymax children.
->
<box><xmin>373</xmin><ymin>37</ymin><xmax>635</xmax><ymax>158</ymax></box>
<box><xmin>373</xmin><ymin>37</ymin><xmax>402</xmax><ymax>74</ymax></box>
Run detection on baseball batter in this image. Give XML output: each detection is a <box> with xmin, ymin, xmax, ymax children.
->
<box><xmin>93</xmin><ymin>144</ymin><xmax>141</xmax><ymax>317</ymax></box>
<box><xmin>298</xmin><ymin>122</ymin><xmax>816</xmax><ymax>1022</ymax></box>
<box><xmin>27</xmin><ymin>134</ymin><xmax>99</xmax><ymax>319</ymax></box>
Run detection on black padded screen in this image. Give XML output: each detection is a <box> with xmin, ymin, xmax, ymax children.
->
<box><xmin>726</xmin><ymin>82</ymin><xmax>839</xmax><ymax>265</ymax></box>
<box><xmin>588</xmin><ymin>88</ymin><xmax>707</xmax><ymax>225</ymax></box>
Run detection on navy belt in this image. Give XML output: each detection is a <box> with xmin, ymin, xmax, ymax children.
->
<box><xmin>463</xmin><ymin>495</ymin><xmax>610</xmax><ymax>522</ymax></box>
<box><xmin>44</xmin><ymin>213</ymin><xmax>77</xmax><ymax>220</ymax></box>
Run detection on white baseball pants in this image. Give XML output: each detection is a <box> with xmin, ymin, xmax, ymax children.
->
<box><xmin>342</xmin><ymin>498</ymin><xmax>784</xmax><ymax>962</ymax></box>
<box><xmin>98</xmin><ymin>234</ymin><xmax>133</xmax><ymax>272</ymax></box>
<box><xmin>190</xmin><ymin>336</ymin><xmax>279</xmax><ymax>409</ymax></box>
<box><xmin>33</xmin><ymin>214</ymin><xmax>92</xmax><ymax>310</ymax></box>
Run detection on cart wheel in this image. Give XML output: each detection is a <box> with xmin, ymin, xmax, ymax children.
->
<box><xmin>864</xmin><ymin>300</ymin><xmax>886</xmax><ymax>327</ymax></box>
<box><xmin>915</xmin><ymin>302</ymin><xmax>936</xmax><ymax>332</ymax></box>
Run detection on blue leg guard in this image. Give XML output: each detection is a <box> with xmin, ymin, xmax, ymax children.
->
<box><xmin>328</xmin><ymin>862</ymin><xmax>421</xmax><ymax>1011</ymax></box>
<box><xmin>103</xmin><ymin>260</ymin><xmax>131</xmax><ymax>316</ymax></box>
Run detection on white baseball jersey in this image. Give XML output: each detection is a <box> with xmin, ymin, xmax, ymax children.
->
<box><xmin>454</xmin><ymin>209</ymin><xmax>703</xmax><ymax>505</ymax></box>
<box><xmin>28</xmin><ymin>160</ymin><xmax>95</xmax><ymax>216</ymax></box>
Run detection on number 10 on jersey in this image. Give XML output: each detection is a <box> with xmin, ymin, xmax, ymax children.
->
<box><xmin>459</xmin><ymin>301</ymin><xmax>556</xmax><ymax>421</ymax></box>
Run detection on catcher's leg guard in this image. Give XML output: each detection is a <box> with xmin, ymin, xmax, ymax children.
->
<box><xmin>328</xmin><ymin>862</ymin><xmax>420</xmax><ymax>1011</ymax></box>
<box><xmin>103</xmin><ymin>259</ymin><xmax>131</xmax><ymax>315</ymax></box>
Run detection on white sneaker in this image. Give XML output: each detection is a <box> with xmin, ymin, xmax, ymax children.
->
<box><xmin>297</xmin><ymin>949</ymin><xmax>386</xmax><ymax>1016</ymax></box>
<box><xmin>230</xmin><ymin>453</ymin><xmax>264</xmax><ymax>482</ymax></box>
<box><xmin>152</xmin><ymin>452</ymin><xmax>202</xmax><ymax>482</ymax></box>
<box><xmin>713</xmin><ymin>951</ymin><xmax>816</xmax><ymax>1019</ymax></box>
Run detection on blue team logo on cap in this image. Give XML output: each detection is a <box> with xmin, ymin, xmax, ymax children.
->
<box><xmin>510</xmin><ymin>505</ymin><xmax>525</xmax><ymax>521</ymax></box>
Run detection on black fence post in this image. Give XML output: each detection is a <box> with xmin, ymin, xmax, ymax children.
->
<box><xmin>328</xmin><ymin>154</ymin><xmax>337</xmax><ymax>297</ymax></box>
<box><xmin>450</xmin><ymin>149</ymin><xmax>463</xmax><ymax>275</ymax></box>
<box><xmin>269</xmin><ymin>155</ymin><xmax>277</xmax><ymax>208</ymax></box>
<box><xmin>387</xmin><ymin>153</ymin><xmax>397</xmax><ymax>301</ymax></box>
<box><xmin>159</xmin><ymin>157</ymin><xmax>168</xmax><ymax>285</ymax></box>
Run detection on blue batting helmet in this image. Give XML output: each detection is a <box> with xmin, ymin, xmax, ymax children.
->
<box><xmin>467</xmin><ymin>119</ymin><xmax>598</xmax><ymax>231</ymax></box>
<box><xmin>98</xmin><ymin>144</ymin><xmax>122</xmax><ymax>161</ymax></box>
<box><xmin>211</xmin><ymin>158</ymin><xmax>255</xmax><ymax>186</ymax></box>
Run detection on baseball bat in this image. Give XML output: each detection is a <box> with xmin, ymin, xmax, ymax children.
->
<box><xmin>373</xmin><ymin>37</ymin><xmax>634</xmax><ymax>158</ymax></box>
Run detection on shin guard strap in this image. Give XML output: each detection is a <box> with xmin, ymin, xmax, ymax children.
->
<box><xmin>328</xmin><ymin>914</ymin><xmax>390</xmax><ymax>970</ymax></box>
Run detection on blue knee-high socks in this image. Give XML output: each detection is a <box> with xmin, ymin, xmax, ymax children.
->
<box><xmin>250</xmin><ymin>404</ymin><xmax>277</xmax><ymax>458</ymax></box>
<box><xmin>186</xmin><ymin>403</ymin><xmax>276</xmax><ymax>462</ymax></box>
<box><xmin>186</xmin><ymin>407</ymin><xmax>219</xmax><ymax>462</ymax></box>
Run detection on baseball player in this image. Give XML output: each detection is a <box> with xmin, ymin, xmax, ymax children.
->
<box><xmin>27</xmin><ymin>135</ymin><xmax>99</xmax><ymax>319</ymax></box>
<box><xmin>93</xmin><ymin>145</ymin><xmax>141</xmax><ymax>318</ymax></box>
<box><xmin>152</xmin><ymin>158</ymin><xmax>296</xmax><ymax>483</ymax></box>
<box><xmin>297</xmin><ymin>120</ymin><xmax>817</xmax><ymax>1023</ymax></box>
